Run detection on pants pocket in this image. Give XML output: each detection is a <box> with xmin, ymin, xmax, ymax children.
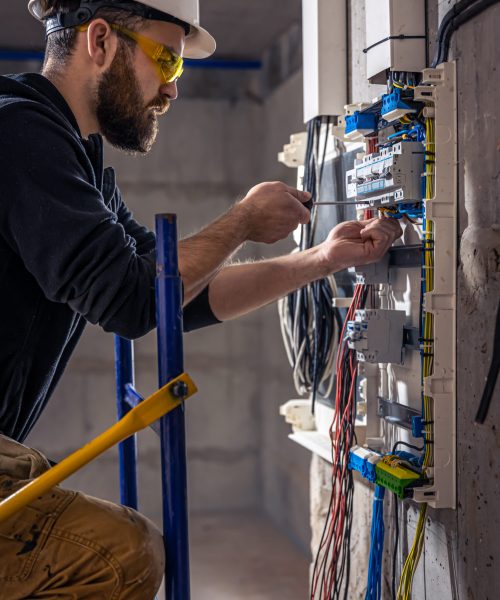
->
<box><xmin>0</xmin><ymin>476</ymin><xmax>75</xmax><ymax>582</ymax></box>
<box><xmin>0</xmin><ymin>503</ymin><xmax>51</xmax><ymax>581</ymax></box>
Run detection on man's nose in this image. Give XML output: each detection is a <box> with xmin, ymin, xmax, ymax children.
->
<box><xmin>160</xmin><ymin>81</ymin><xmax>178</xmax><ymax>101</ymax></box>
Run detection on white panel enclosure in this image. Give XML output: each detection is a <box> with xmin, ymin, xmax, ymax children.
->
<box><xmin>365</xmin><ymin>0</ymin><xmax>426</xmax><ymax>84</ymax></box>
<box><xmin>302</xmin><ymin>0</ymin><xmax>347</xmax><ymax>122</ymax></box>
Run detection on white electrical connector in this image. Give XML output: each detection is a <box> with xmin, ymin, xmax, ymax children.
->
<box><xmin>346</xmin><ymin>141</ymin><xmax>424</xmax><ymax>206</ymax></box>
<box><xmin>347</xmin><ymin>309</ymin><xmax>406</xmax><ymax>364</ymax></box>
<box><xmin>279</xmin><ymin>400</ymin><xmax>316</xmax><ymax>432</ymax></box>
<box><xmin>278</xmin><ymin>132</ymin><xmax>308</xmax><ymax>169</ymax></box>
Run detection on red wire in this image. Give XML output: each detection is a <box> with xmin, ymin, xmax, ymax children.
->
<box><xmin>311</xmin><ymin>285</ymin><xmax>364</xmax><ymax>599</ymax></box>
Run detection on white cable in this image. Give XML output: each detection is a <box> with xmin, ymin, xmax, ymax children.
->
<box><xmin>278</xmin><ymin>274</ymin><xmax>339</xmax><ymax>398</ymax></box>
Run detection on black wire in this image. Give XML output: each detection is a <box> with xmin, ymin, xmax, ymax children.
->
<box><xmin>432</xmin><ymin>0</ymin><xmax>477</xmax><ymax>66</ymax></box>
<box><xmin>287</xmin><ymin>116</ymin><xmax>340</xmax><ymax>415</ymax></box>
<box><xmin>433</xmin><ymin>0</ymin><xmax>500</xmax><ymax>66</ymax></box>
<box><xmin>475</xmin><ymin>298</ymin><xmax>500</xmax><ymax>423</ymax></box>
<box><xmin>391</xmin><ymin>441</ymin><xmax>425</xmax><ymax>454</ymax></box>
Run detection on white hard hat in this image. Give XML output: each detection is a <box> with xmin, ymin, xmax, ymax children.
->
<box><xmin>28</xmin><ymin>0</ymin><xmax>216</xmax><ymax>59</ymax></box>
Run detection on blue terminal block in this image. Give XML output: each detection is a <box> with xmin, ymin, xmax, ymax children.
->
<box><xmin>348</xmin><ymin>446</ymin><xmax>382</xmax><ymax>483</ymax></box>
<box><xmin>345</xmin><ymin>111</ymin><xmax>377</xmax><ymax>138</ymax></box>
<box><xmin>412</xmin><ymin>415</ymin><xmax>424</xmax><ymax>438</ymax></box>
<box><xmin>381</xmin><ymin>90</ymin><xmax>416</xmax><ymax>122</ymax></box>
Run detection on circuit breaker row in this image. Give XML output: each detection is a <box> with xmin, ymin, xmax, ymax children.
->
<box><xmin>346</xmin><ymin>141</ymin><xmax>424</xmax><ymax>207</ymax></box>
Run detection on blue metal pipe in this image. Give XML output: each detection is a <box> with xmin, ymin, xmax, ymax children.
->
<box><xmin>155</xmin><ymin>213</ymin><xmax>190</xmax><ymax>600</ymax></box>
<box><xmin>0</xmin><ymin>49</ymin><xmax>44</xmax><ymax>62</ymax></box>
<box><xmin>0</xmin><ymin>48</ymin><xmax>262</xmax><ymax>69</ymax></box>
<box><xmin>124</xmin><ymin>383</ymin><xmax>144</xmax><ymax>409</ymax></box>
<box><xmin>114</xmin><ymin>337</ymin><xmax>139</xmax><ymax>510</ymax></box>
<box><xmin>185</xmin><ymin>58</ymin><xmax>262</xmax><ymax>69</ymax></box>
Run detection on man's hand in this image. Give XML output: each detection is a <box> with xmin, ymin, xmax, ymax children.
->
<box><xmin>319</xmin><ymin>217</ymin><xmax>403</xmax><ymax>272</ymax></box>
<box><xmin>237</xmin><ymin>181</ymin><xmax>311</xmax><ymax>244</ymax></box>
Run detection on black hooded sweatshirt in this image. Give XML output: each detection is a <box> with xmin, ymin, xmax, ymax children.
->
<box><xmin>0</xmin><ymin>73</ymin><xmax>218</xmax><ymax>442</ymax></box>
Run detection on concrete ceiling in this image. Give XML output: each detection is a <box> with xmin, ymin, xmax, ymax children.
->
<box><xmin>0</xmin><ymin>1</ymin><xmax>302</xmax><ymax>59</ymax></box>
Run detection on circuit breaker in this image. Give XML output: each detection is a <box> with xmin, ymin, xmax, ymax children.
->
<box><xmin>347</xmin><ymin>309</ymin><xmax>406</xmax><ymax>364</ymax></box>
<box><xmin>346</xmin><ymin>141</ymin><xmax>424</xmax><ymax>206</ymax></box>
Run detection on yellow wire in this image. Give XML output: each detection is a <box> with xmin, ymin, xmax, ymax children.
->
<box><xmin>396</xmin><ymin>115</ymin><xmax>435</xmax><ymax>600</ymax></box>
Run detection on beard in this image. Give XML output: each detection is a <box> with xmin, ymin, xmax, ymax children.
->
<box><xmin>95</xmin><ymin>42</ymin><xmax>170</xmax><ymax>154</ymax></box>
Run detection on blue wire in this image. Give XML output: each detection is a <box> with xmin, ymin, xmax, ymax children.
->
<box><xmin>365</xmin><ymin>485</ymin><xmax>386</xmax><ymax>600</ymax></box>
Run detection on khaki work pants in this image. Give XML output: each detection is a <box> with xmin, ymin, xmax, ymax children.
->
<box><xmin>0</xmin><ymin>434</ymin><xmax>165</xmax><ymax>599</ymax></box>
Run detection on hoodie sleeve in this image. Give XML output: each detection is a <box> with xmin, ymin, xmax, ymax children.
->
<box><xmin>0</xmin><ymin>102</ymin><xmax>222</xmax><ymax>337</ymax></box>
<box><xmin>0</xmin><ymin>102</ymin><xmax>156</xmax><ymax>339</ymax></box>
<box><xmin>113</xmin><ymin>185</ymin><xmax>156</xmax><ymax>255</ymax></box>
<box><xmin>111</xmin><ymin>187</ymin><xmax>221</xmax><ymax>332</ymax></box>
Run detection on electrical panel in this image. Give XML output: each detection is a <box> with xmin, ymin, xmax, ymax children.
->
<box><xmin>279</xmin><ymin>64</ymin><xmax>457</xmax><ymax>505</ymax></box>
<box><xmin>343</xmin><ymin>63</ymin><xmax>457</xmax><ymax>509</ymax></box>
<box><xmin>279</xmin><ymin>4</ymin><xmax>458</xmax><ymax>594</ymax></box>
<box><xmin>365</xmin><ymin>0</ymin><xmax>426</xmax><ymax>84</ymax></box>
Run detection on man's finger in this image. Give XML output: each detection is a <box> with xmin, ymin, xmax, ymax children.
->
<box><xmin>286</xmin><ymin>193</ymin><xmax>311</xmax><ymax>223</ymax></box>
<box><xmin>284</xmin><ymin>185</ymin><xmax>312</xmax><ymax>204</ymax></box>
<box><xmin>356</xmin><ymin>217</ymin><xmax>379</xmax><ymax>227</ymax></box>
<box><xmin>360</xmin><ymin>218</ymin><xmax>402</xmax><ymax>238</ymax></box>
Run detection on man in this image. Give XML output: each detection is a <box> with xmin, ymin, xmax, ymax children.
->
<box><xmin>0</xmin><ymin>0</ymin><xmax>402</xmax><ymax>597</ymax></box>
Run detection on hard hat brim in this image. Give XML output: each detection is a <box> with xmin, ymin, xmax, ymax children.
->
<box><xmin>28</xmin><ymin>0</ymin><xmax>216</xmax><ymax>59</ymax></box>
<box><xmin>184</xmin><ymin>24</ymin><xmax>216</xmax><ymax>59</ymax></box>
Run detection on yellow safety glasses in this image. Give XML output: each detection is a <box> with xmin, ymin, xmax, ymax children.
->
<box><xmin>78</xmin><ymin>23</ymin><xmax>184</xmax><ymax>84</ymax></box>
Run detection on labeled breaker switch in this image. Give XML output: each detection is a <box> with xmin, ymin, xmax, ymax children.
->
<box><xmin>346</xmin><ymin>141</ymin><xmax>424</xmax><ymax>207</ymax></box>
<box><xmin>347</xmin><ymin>309</ymin><xmax>406</xmax><ymax>364</ymax></box>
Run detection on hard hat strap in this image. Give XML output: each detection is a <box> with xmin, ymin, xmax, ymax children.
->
<box><xmin>44</xmin><ymin>0</ymin><xmax>191</xmax><ymax>38</ymax></box>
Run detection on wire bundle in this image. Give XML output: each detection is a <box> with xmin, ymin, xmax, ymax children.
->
<box><xmin>365</xmin><ymin>485</ymin><xmax>386</xmax><ymax>600</ymax></box>
<box><xmin>278</xmin><ymin>116</ymin><xmax>341</xmax><ymax>409</ymax></box>
<box><xmin>311</xmin><ymin>284</ymin><xmax>369</xmax><ymax>600</ymax></box>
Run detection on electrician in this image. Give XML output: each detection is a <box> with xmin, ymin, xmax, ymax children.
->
<box><xmin>0</xmin><ymin>0</ymin><xmax>402</xmax><ymax>597</ymax></box>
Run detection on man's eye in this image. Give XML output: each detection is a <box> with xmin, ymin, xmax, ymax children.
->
<box><xmin>159</xmin><ymin>59</ymin><xmax>175</xmax><ymax>68</ymax></box>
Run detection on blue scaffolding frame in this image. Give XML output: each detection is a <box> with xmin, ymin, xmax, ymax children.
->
<box><xmin>114</xmin><ymin>213</ymin><xmax>190</xmax><ymax>599</ymax></box>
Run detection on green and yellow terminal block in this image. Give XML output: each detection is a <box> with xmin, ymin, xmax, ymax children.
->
<box><xmin>349</xmin><ymin>446</ymin><xmax>426</xmax><ymax>498</ymax></box>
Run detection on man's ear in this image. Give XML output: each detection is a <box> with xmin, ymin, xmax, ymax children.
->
<box><xmin>85</xmin><ymin>18</ymin><xmax>118</xmax><ymax>70</ymax></box>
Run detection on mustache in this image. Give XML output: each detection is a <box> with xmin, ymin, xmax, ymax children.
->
<box><xmin>147</xmin><ymin>97</ymin><xmax>170</xmax><ymax>115</ymax></box>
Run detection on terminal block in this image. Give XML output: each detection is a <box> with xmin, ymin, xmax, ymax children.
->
<box><xmin>345</xmin><ymin>111</ymin><xmax>377</xmax><ymax>139</ymax></box>
<box><xmin>346</xmin><ymin>141</ymin><xmax>424</xmax><ymax>207</ymax></box>
<box><xmin>347</xmin><ymin>309</ymin><xmax>406</xmax><ymax>364</ymax></box>
<box><xmin>375</xmin><ymin>457</ymin><xmax>422</xmax><ymax>499</ymax></box>
<box><xmin>348</xmin><ymin>445</ymin><xmax>381</xmax><ymax>482</ymax></box>
<box><xmin>381</xmin><ymin>89</ymin><xmax>417</xmax><ymax>122</ymax></box>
